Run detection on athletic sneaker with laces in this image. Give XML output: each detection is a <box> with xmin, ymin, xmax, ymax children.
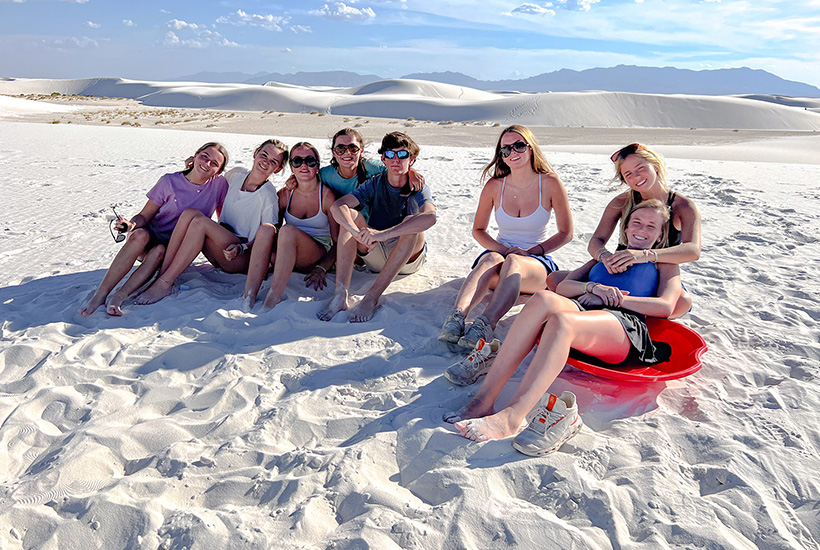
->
<box><xmin>438</xmin><ymin>309</ymin><xmax>465</xmax><ymax>344</ymax></box>
<box><xmin>457</xmin><ymin>314</ymin><xmax>493</xmax><ymax>349</ymax></box>
<box><xmin>444</xmin><ymin>337</ymin><xmax>502</xmax><ymax>385</ymax></box>
<box><xmin>512</xmin><ymin>391</ymin><xmax>582</xmax><ymax>457</ymax></box>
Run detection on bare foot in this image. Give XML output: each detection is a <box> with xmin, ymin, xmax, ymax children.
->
<box><xmin>105</xmin><ymin>291</ymin><xmax>127</xmax><ymax>316</ymax></box>
<box><xmin>261</xmin><ymin>292</ymin><xmax>282</xmax><ymax>311</ymax></box>
<box><xmin>443</xmin><ymin>397</ymin><xmax>495</xmax><ymax>424</ymax></box>
<box><xmin>348</xmin><ymin>296</ymin><xmax>378</xmax><ymax>323</ymax></box>
<box><xmin>317</xmin><ymin>287</ymin><xmax>349</xmax><ymax>321</ymax></box>
<box><xmin>454</xmin><ymin>409</ymin><xmax>526</xmax><ymax>442</ymax></box>
<box><xmin>241</xmin><ymin>293</ymin><xmax>255</xmax><ymax>312</ymax></box>
<box><xmin>135</xmin><ymin>278</ymin><xmax>173</xmax><ymax>305</ymax></box>
<box><xmin>78</xmin><ymin>292</ymin><xmax>106</xmax><ymax>316</ymax></box>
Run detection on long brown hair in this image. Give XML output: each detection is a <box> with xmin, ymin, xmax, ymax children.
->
<box><xmin>329</xmin><ymin>128</ymin><xmax>369</xmax><ymax>184</ymax></box>
<box><xmin>481</xmin><ymin>125</ymin><xmax>554</xmax><ymax>182</ymax></box>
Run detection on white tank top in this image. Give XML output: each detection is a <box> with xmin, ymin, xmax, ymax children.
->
<box><xmin>494</xmin><ymin>174</ymin><xmax>551</xmax><ymax>249</ymax></box>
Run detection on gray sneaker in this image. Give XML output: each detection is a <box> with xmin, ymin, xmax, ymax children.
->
<box><xmin>512</xmin><ymin>391</ymin><xmax>582</xmax><ymax>457</ymax></box>
<box><xmin>444</xmin><ymin>338</ymin><xmax>502</xmax><ymax>385</ymax></box>
<box><xmin>438</xmin><ymin>309</ymin><xmax>465</xmax><ymax>344</ymax></box>
<box><xmin>457</xmin><ymin>315</ymin><xmax>493</xmax><ymax>349</ymax></box>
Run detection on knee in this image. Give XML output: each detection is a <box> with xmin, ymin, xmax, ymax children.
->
<box><xmin>189</xmin><ymin>212</ymin><xmax>210</xmax><ymax>230</ymax></box>
<box><xmin>544</xmin><ymin>311</ymin><xmax>574</xmax><ymax>337</ymax></box>
<box><xmin>526</xmin><ymin>289</ymin><xmax>560</xmax><ymax>312</ymax></box>
<box><xmin>255</xmin><ymin>223</ymin><xmax>277</xmax><ymax>240</ymax></box>
<box><xmin>477</xmin><ymin>252</ymin><xmax>504</xmax><ymax>269</ymax></box>
<box><xmin>180</xmin><ymin>208</ymin><xmax>202</xmax><ymax>222</ymax></box>
<box><xmin>129</xmin><ymin>228</ymin><xmax>151</xmax><ymax>247</ymax></box>
<box><xmin>501</xmin><ymin>254</ymin><xmax>525</xmax><ymax>274</ymax></box>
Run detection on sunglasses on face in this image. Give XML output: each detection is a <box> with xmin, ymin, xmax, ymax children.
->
<box><xmin>333</xmin><ymin>144</ymin><xmax>361</xmax><ymax>155</ymax></box>
<box><xmin>109</xmin><ymin>206</ymin><xmax>126</xmax><ymax>243</ymax></box>
<box><xmin>499</xmin><ymin>141</ymin><xmax>529</xmax><ymax>158</ymax></box>
<box><xmin>290</xmin><ymin>156</ymin><xmax>318</xmax><ymax>168</ymax></box>
<box><xmin>611</xmin><ymin>143</ymin><xmax>646</xmax><ymax>162</ymax></box>
<box><xmin>383</xmin><ymin>149</ymin><xmax>410</xmax><ymax>160</ymax></box>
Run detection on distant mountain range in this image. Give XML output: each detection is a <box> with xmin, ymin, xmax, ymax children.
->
<box><xmin>173</xmin><ymin>65</ymin><xmax>820</xmax><ymax>97</ymax></box>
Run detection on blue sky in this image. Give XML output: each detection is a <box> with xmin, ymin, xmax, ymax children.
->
<box><xmin>2</xmin><ymin>0</ymin><xmax>819</xmax><ymax>87</ymax></box>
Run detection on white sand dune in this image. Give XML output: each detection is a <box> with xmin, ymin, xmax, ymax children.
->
<box><xmin>0</xmin><ymin>113</ymin><xmax>819</xmax><ymax>549</ymax></box>
<box><xmin>2</xmin><ymin>76</ymin><xmax>820</xmax><ymax>130</ymax></box>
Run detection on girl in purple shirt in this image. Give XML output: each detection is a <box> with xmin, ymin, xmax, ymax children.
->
<box><xmin>78</xmin><ymin>142</ymin><xmax>229</xmax><ymax>317</ymax></box>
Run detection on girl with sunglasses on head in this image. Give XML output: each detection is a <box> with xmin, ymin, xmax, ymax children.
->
<box><xmin>242</xmin><ymin>142</ymin><xmax>340</xmax><ymax>310</ymax></box>
<box><xmin>547</xmin><ymin>143</ymin><xmax>700</xmax><ymax>318</ymax></box>
<box><xmin>439</xmin><ymin>124</ymin><xmax>573</xmax><ymax>349</ymax></box>
<box><xmin>78</xmin><ymin>142</ymin><xmax>229</xmax><ymax>316</ymax></box>
<box><xmin>446</xmin><ymin>200</ymin><xmax>680</xmax><ymax>455</ymax></box>
<box><xmin>134</xmin><ymin>139</ymin><xmax>288</xmax><ymax>305</ymax></box>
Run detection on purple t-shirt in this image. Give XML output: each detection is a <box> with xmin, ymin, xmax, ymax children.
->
<box><xmin>146</xmin><ymin>171</ymin><xmax>229</xmax><ymax>243</ymax></box>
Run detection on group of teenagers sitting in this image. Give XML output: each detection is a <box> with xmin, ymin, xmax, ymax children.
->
<box><xmin>78</xmin><ymin>124</ymin><xmax>701</xmax><ymax>457</ymax></box>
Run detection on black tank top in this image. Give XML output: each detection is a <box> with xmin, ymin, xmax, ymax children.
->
<box><xmin>632</xmin><ymin>190</ymin><xmax>681</xmax><ymax>247</ymax></box>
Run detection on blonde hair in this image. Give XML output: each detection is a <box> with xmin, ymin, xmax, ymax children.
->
<box><xmin>482</xmin><ymin>125</ymin><xmax>554</xmax><ymax>182</ymax></box>
<box><xmin>610</xmin><ymin>144</ymin><xmax>669</xmax><ymax>224</ymax></box>
<box><xmin>620</xmin><ymin>198</ymin><xmax>671</xmax><ymax>249</ymax></box>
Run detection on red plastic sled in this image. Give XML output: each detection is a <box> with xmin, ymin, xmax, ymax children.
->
<box><xmin>566</xmin><ymin>318</ymin><xmax>707</xmax><ymax>382</ymax></box>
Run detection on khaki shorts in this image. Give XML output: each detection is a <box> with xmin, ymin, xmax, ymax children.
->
<box><xmin>359</xmin><ymin>237</ymin><xmax>427</xmax><ymax>275</ymax></box>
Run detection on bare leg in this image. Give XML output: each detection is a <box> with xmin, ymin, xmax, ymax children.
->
<box><xmin>348</xmin><ymin>232</ymin><xmax>424</xmax><ymax>323</ymax></box>
<box><xmin>79</xmin><ymin>228</ymin><xmax>152</xmax><ymax>316</ymax></box>
<box><xmin>158</xmin><ymin>208</ymin><xmax>200</xmax><ymax>275</ymax></box>
<box><xmin>546</xmin><ymin>270</ymin><xmax>570</xmax><ymax>292</ymax></box>
<box><xmin>262</xmin><ymin>225</ymin><xmax>324</xmax><ymax>309</ymax></box>
<box><xmin>480</xmin><ymin>255</ymin><xmax>549</xmax><ymax>328</ymax></box>
<box><xmin>452</xmin><ymin>253</ymin><xmax>504</xmax><ymax>316</ymax></box>
<box><xmin>318</xmin><ymin>213</ymin><xmax>367</xmax><ymax>321</ymax></box>
<box><xmin>671</xmin><ymin>290</ymin><xmax>692</xmax><ymax>319</ymax></box>
<box><xmin>455</xmin><ymin>308</ymin><xmax>630</xmax><ymax>441</ymax></box>
<box><xmin>243</xmin><ymin>223</ymin><xmax>277</xmax><ymax>309</ymax></box>
<box><xmin>137</xmin><ymin>214</ymin><xmax>242</xmax><ymax>304</ymax></box>
<box><xmin>445</xmin><ymin>290</ymin><xmax>574</xmax><ymax>422</ymax></box>
<box><xmin>106</xmin><ymin>243</ymin><xmax>165</xmax><ymax>316</ymax></box>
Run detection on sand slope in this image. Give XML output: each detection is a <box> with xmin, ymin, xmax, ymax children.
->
<box><xmin>0</xmin><ymin>119</ymin><xmax>818</xmax><ymax>549</ymax></box>
<box><xmin>2</xmin><ymin>77</ymin><xmax>820</xmax><ymax>130</ymax></box>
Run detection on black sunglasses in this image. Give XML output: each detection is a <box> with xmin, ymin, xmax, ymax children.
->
<box><xmin>611</xmin><ymin>143</ymin><xmax>646</xmax><ymax>162</ymax></box>
<box><xmin>333</xmin><ymin>144</ymin><xmax>361</xmax><ymax>155</ymax></box>
<box><xmin>290</xmin><ymin>156</ymin><xmax>318</xmax><ymax>168</ymax></box>
<box><xmin>383</xmin><ymin>149</ymin><xmax>410</xmax><ymax>160</ymax></box>
<box><xmin>109</xmin><ymin>206</ymin><xmax>126</xmax><ymax>243</ymax></box>
<box><xmin>499</xmin><ymin>141</ymin><xmax>529</xmax><ymax>158</ymax></box>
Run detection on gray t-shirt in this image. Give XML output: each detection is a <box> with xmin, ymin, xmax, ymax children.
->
<box><xmin>351</xmin><ymin>173</ymin><xmax>433</xmax><ymax>231</ymax></box>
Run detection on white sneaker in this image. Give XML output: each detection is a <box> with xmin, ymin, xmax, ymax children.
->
<box><xmin>444</xmin><ymin>338</ymin><xmax>501</xmax><ymax>386</ymax></box>
<box><xmin>512</xmin><ymin>391</ymin><xmax>582</xmax><ymax>457</ymax></box>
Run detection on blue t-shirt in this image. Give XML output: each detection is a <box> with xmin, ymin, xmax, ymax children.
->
<box><xmin>351</xmin><ymin>172</ymin><xmax>434</xmax><ymax>231</ymax></box>
<box><xmin>589</xmin><ymin>260</ymin><xmax>659</xmax><ymax>297</ymax></box>
<box><xmin>320</xmin><ymin>158</ymin><xmax>384</xmax><ymax>196</ymax></box>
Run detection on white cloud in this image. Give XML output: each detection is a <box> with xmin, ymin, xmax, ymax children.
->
<box><xmin>554</xmin><ymin>0</ymin><xmax>600</xmax><ymax>11</ymax></box>
<box><xmin>41</xmin><ymin>35</ymin><xmax>98</xmax><ymax>48</ymax></box>
<box><xmin>85</xmin><ymin>21</ymin><xmax>100</xmax><ymax>28</ymax></box>
<box><xmin>290</xmin><ymin>25</ymin><xmax>312</xmax><ymax>33</ymax></box>
<box><xmin>122</xmin><ymin>19</ymin><xmax>135</xmax><ymax>27</ymax></box>
<box><xmin>216</xmin><ymin>9</ymin><xmax>289</xmax><ymax>32</ymax></box>
<box><xmin>511</xmin><ymin>3</ymin><xmax>556</xmax><ymax>16</ymax></box>
<box><xmin>162</xmin><ymin>20</ymin><xmax>239</xmax><ymax>48</ymax></box>
<box><xmin>311</xmin><ymin>2</ymin><xmax>376</xmax><ymax>22</ymax></box>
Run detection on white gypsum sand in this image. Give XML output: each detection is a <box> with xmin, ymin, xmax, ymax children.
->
<box><xmin>0</xmin><ymin>90</ymin><xmax>819</xmax><ymax>549</ymax></box>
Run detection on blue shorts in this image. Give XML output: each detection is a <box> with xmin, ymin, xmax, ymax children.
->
<box><xmin>471</xmin><ymin>250</ymin><xmax>558</xmax><ymax>275</ymax></box>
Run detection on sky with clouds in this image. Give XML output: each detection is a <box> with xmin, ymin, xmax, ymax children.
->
<box><xmin>1</xmin><ymin>0</ymin><xmax>819</xmax><ymax>87</ymax></box>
